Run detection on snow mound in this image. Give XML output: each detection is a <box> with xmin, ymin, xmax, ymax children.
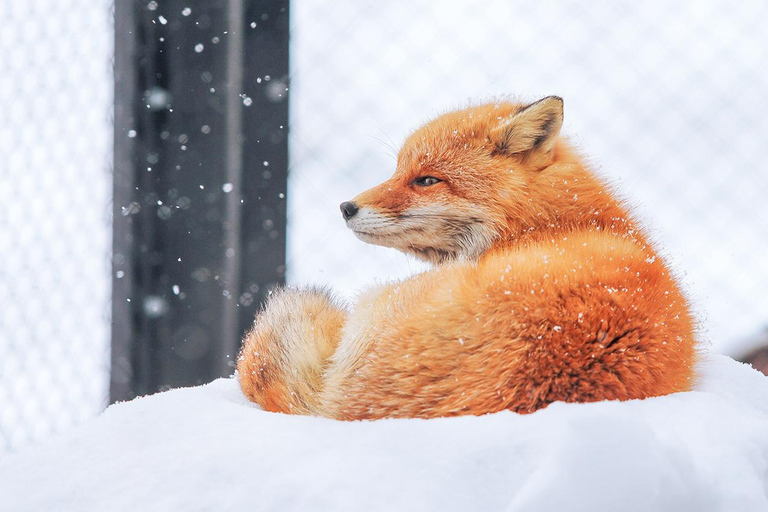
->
<box><xmin>2</xmin><ymin>354</ymin><xmax>767</xmax><ymax>512</ymax></box>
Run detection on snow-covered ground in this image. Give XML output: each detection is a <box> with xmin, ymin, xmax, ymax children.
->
<box><xmin>1</xmin><ymin>353</ymin><xmax>767</xmax><ymax>512</ymax></box>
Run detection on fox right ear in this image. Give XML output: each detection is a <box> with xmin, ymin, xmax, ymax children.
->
<box><xmin>491</xmin><ymin>96</ymin><xmax>564</xmax><ymax>155</ymax></box>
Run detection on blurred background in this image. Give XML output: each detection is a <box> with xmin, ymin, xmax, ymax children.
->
<box><xmin>1</xmin><ymin>0</ymin><xmax>766</xmax><ymax>456</ymax></box>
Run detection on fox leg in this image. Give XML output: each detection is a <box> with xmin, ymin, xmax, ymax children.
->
<box><xmin>236</xmin><ymin>287</ymin><xmax>347</xmax><ymax>415</ymax></box>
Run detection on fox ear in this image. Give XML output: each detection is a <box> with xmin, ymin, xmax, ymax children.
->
<box><xmin>491</xmin><ymin>96</ymin><xmax>564</xmax><ymax>155</ymax></box>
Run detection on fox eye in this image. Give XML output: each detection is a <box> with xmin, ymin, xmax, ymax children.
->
<box><xmin>412</xmin><ymin>176</ymin><xmax>442</xmax><ymax>187</ymax></box>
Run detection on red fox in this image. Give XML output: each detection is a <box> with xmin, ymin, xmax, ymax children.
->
<box><xmin>237</xmin><ymin>96</ymin><xmax>697</xmax><ymax>419</ymax></box>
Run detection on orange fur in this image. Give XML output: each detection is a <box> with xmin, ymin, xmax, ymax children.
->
<box><xmin>237</xmin><ymin>97</ymin><xmax>697</xmax><ymax>419</ymax></box>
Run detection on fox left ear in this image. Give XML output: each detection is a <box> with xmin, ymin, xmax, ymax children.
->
<box><xmin>491</xmin><ymin>96</ymin><xmax>564</xmax><ymax>155</ymax></box>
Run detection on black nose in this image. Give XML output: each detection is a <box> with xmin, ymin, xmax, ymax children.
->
<box><xmin>340</xmin><ymin>201</ymin><xmax>359</xmax><ymax>220</ymax></box>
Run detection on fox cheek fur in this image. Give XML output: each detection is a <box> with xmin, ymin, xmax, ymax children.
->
<box><xmin>342</xmin><ymin>96</ymin><xmax>565</xmax><ymax>264</ymax></box>
<box><xmin>346</xmin><ymin>202</ymin><xmax>498</xmax><ymax>263</ymax></box>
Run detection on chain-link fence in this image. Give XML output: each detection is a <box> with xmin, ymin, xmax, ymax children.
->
<box><xmin>287</xmin><ymin>0</ymin><xmax>768</xmax><ymax>357</ymax></box>
<box><xmin>0</xmin><ymin>0</ymin><xmax>113</xmax><ymax>455</ymax></box>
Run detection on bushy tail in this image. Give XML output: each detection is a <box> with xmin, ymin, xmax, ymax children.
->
<box><xmin>237</xmin><ymin>288</ymin><xmax>347</xmax><ymax>415</ymax></box>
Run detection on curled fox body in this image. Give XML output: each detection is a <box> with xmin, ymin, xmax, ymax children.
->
<box><xmin>238</xmin><ymin>96</ymin><xmax>697</xmax><ymax>419</ymax></box>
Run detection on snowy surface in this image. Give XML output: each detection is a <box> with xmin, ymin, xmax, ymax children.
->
<box><xmin>1</xmin><ymin>354</ymin><xmax>767</xmax><ymax>512</ymax></box>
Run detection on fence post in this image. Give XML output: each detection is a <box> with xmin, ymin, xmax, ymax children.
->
<box><xmin>111</xmin><ymin>0</ymin><xmax>289</xmax><ymax>402</ymax></box>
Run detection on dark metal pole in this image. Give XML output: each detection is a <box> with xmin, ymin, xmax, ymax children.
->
<box><xmin>219</xmin><ymin>0</ymin><xmax>245</xmax><ymax>377</ymax></box>
<box><xmin>111</xmin><ymin>0</ymin><xmax>140</xmax><ymax>402</ymax></box>
<box><xmin>238</xmin><ymin>1</ymin><xmax>290</xmax><ymax>341</ymax></box>
<box><xmin>111</xmin><ymin>0</ymin><xmax>289</xmax><ymax>402</ymax></box>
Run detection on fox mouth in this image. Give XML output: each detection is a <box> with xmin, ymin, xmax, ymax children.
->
<box><xmin>346</xmin><ymin>208</ymin><xmax>496</xmax><ymax>264</ymax></box>
<box><xmin>353</xmin><ymin>228</ymin><xmax>458</xmax><ymax>263</ymax></box>
<box><xmin>349</xmin><ymin>228</ymin><xmax>383</xmax><ymax>237</ymax></box>
<box><xmin>345</xmin><ymin>210</ymin><xmax>411</xmax><ymax>240</ymax></box>
<box><xmin>349</xmin><ymin>209</ymin><xmax>491</xmax><ymax>266</ymax></box>
<box><xmin>350</xmin><ymin>228</ymin><xmax>401</xmax><ymax>244</ymax></box>
<box><xmin>350</xmin><ymin>226</ymin><xmax>413</xmax><ymax>237</ymax></box>
<box><xmin>348</xmin><ymin>221</ymin><xmax>422</xmax><ymax>253</ymax></box>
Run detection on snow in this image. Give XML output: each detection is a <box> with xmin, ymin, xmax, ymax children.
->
<box><xmin>1</xmin><ymin>354</ymin><xmax>767</xmax><ymax>512</ymax></box>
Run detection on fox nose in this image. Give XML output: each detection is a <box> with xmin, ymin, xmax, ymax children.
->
<box><xmin>340</xmin><ymin>201</ymin><xmax>359</xmax><ymax>220</ymax></box>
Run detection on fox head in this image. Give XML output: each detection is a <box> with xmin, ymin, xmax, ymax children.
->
<box><xmin>341</xmin><ymin>96</ymin><xmax>614</xmax><ymax>264</ymax></box>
